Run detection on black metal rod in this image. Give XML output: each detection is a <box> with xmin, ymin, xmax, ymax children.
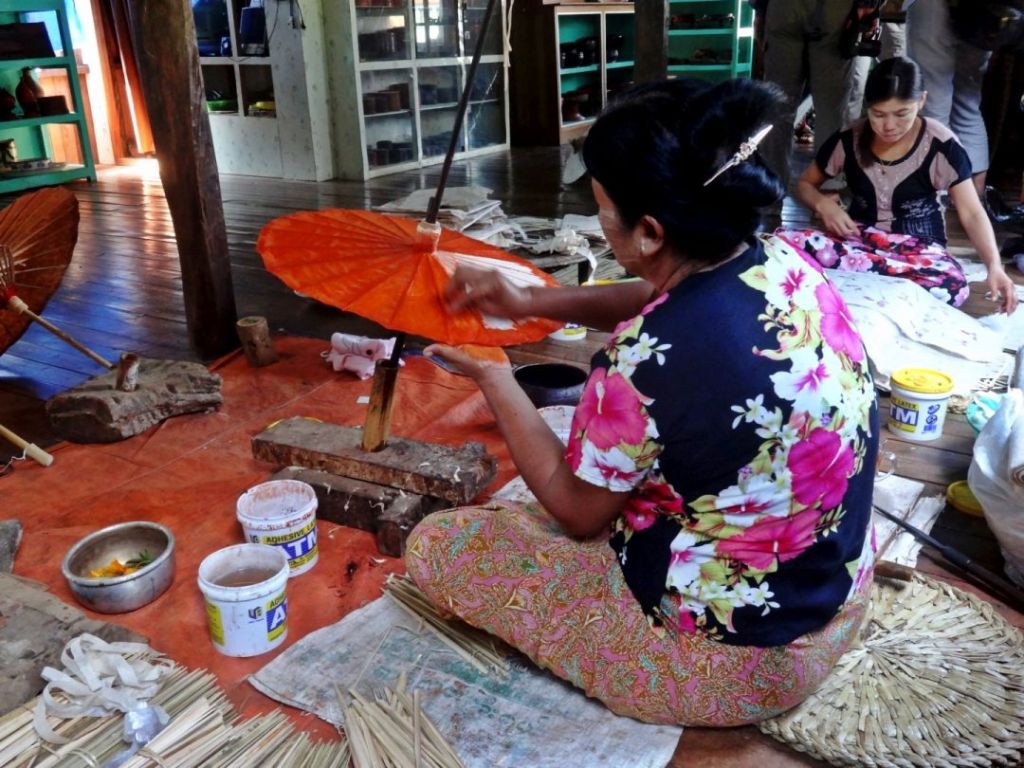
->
<box><xmin>873</xmin><ymin>504</ymin><xmax>1024</xmax><ymax>610</ymax></box>
<box><xmin>389</xmin><ymin>332</ymin><xmax>406</xmax><ymax>365</ymax></box>
<box><xmin>424</xmin><ymin>0</ymin><xmax>501</xmax><ymax>225</ymax></box>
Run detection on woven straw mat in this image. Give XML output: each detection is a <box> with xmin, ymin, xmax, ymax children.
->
<box><xmin>759</xmin><ymin>573</ymin><xmax>1024</xmax><ymax>768</ymax></box>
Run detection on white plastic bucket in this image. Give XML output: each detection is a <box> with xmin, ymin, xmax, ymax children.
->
<box><xmin>887</xmin><ymin>368</ymin><xmax>954</xmax><ymax>442</ymax></box>
<box><xmin>197</xmin><ymin>543</ymin><xmax>289</xmax><ymax>657</ymax></box>
<box><xmin>236</xmin><ymin>479</ymin><xmax>319</xmax><ymax>576</ymax></box>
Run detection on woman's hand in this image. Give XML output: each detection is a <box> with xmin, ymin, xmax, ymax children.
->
<box><xmin>444</xmin><ymin>265</ymin><xmax>534</xmax><ymax>319</ymax></box>
<box><xmin>816</xmin><ymin>197</ymin><xmax>860</xmax><ymax>239</ymax></box>
<box><xmin>986</xmin><ymin>264</ymin><xmax>1018</xmax><ymax>314</ymax></box>
<box><xmin>423</xmin><ymin>343</ymin><xmax>513</xmax><ymax>385</ymax></box>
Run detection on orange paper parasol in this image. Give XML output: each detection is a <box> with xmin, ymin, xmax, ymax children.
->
<box><xmin>258</xmin><ymin>211</ymin><xmax>561</xmax><ymax>347</ymax></box>
<box><xmin>0</xmin><ymin>187</ymin><xmax>112</xmax><ymax>368</ymax></box>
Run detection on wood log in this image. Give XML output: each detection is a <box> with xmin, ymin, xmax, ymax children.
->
<box><xmin>236</xmin><ymin>316</ymin><xmax>279</xmax><ymax>367</ymax></box>
<box><xmin>362</xmin><ymin>361</ymin><xmax>399</xmax><ymax>451</ymax></box>
<box><xmin>47</xmin><ymin>358</ymin><xmax>222</xmax><ymax>443</ymax></box>
<box><xmin>253</xmin><ymin>417</ymin><xmax>496</xmax><ymax>504</ymax></box>
<box><xmin>270</xmin><ymin>467</ymin><xmax>448</xmax><ymax>557</ymax></box>
<box><xmin>125</xmin><ymin>0</ymin><xmax>237</xmax><ymax>359</ymax></box>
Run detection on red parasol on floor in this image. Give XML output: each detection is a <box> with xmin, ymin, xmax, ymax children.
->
<box><xmin>257</xmin><ymin>210</ymin><xmax>561</xmax><ymax>348</ymax></box>
<box><xmin>0</xmin><ymin>187</ymin><xmax>113</xmax><ymax>369</ymax></box>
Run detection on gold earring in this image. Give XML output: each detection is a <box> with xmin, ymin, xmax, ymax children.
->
<box><xmin>639</xmin><ymin>240</ymin><xmax>646</xmax><ymax>257</ymax></box>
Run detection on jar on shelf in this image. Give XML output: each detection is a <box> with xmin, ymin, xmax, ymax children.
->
<box><xmin>16</xmin><ymin>68</ymin><xmax>44</xmax><ymax>118</ymax></box>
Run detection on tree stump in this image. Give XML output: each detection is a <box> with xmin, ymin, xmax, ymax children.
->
<box><xmin>236</xmin><ymin>316</ymin><xmax>279</xmax><ymax>367</ymax></box>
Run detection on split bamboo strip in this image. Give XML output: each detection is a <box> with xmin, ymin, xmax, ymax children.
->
<box><xmin>384</xmin><ymin>574</ymin><xmax>510</xmax><ymax>678</ymax></box>
<box><xmin>0</xmin><ymin>662</ymin><xmax>350</xmax><ymax>768</ymax></box>
<box><xmin>759</xmin><ymin>573</ymin><xmax>1024</xmax><ymax>767</ymax></box>
<box><xmin>342</xmin><ymin>678</ymin><xmax>466</xmax><ymax>768</ymax></box>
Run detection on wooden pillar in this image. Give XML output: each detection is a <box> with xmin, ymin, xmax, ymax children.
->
<box><xmin>125</xmin><ymin>0</ymin><xmax>238</xmax><ymax>359</ymax></box>
<box><xmin>634</xmin><ymin>1</ymin><xmax>668</xmax><ymax>84</ymax></box>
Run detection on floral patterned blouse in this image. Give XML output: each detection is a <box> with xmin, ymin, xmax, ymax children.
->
<box><xmin>566</xmin><ymin>235</ymin><xmax>879</xmax><ymax>647</ymax></box>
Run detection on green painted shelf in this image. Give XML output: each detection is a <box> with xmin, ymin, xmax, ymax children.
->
<box><xmin>559</xmin><ymin>64</ymin><xmax>600</xmax><ymax>76</ymax></box>
<box><xmin>0</xmin><ymin>0</ymin><xmax>96</xmax><ymax>193</ymax></box>
<box><xmin>606</xmin><ymin>60</ymin><xmax>635</xmax><ymax>69</ymax></box>
<box><xmin>669</xmin><ymin>28</ymin><xmax>734</xmax><ymax>36</ymax></box>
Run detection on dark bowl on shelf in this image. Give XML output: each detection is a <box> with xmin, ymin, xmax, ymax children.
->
<box><xmin>514</xmin><ymin>363</ymin><xmax>588</xmax><ymax>408</ymax></box>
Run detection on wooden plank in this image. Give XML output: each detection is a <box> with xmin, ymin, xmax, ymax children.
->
<box><xmin>252</xmin><ymin>417</ymin><xmax>496</xmax><ymax>504</ymax></box>
<box><xmin>634</xmin><ymin>0</ymin><xmax>668</xmax><ymax>83</ymax></box>
<box><xmin>269</xmin><ymin>467</ymin><xmax>448</xmax><ymax>557</ymax></box>
<box><xmin>127</xmin><ymin>0</ymin><xmax>238</xmax><ymax>359</ymax></box>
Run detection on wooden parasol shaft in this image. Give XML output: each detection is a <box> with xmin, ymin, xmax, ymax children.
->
<box><xmin>6</xmin><ymin>295</ymin><xmax>114</xmax><ymax>369</ymax></box>
<box><xmin>0</xmin><ymin>423</ymin><xmax>54</xmax><ymax>467</ymax></box>
<box><xmin>362</xmin><ymin>360</ymin><xmax>401</xmax><ymax>452</ymax></box>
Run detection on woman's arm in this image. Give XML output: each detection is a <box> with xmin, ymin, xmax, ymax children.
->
<box><xmin>424</xmin><ymin>345</ymin><xmax>630</xmax><ymax>538</ymax></box>
<box><xmin>948</xmin><ymin>181</ymin><xmax>1018</xmax><ymax>314</ymax></box>
<box><xmin>795</xmin><ymin>163</ymin><xmax>860</xmax><ymax>238</ymax></box>
<box><xmin>445</xmin><ymin>264</ymin><xmax>657</xmax><ymax>332</ymax></box>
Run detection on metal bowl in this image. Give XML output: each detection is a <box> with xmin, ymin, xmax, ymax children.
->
<box><xmin>514</xmin><ymin>363</ymin><xmax>588</xmax><ymax>408</ymax></box>
<box><xmin>62</xmin><ymin>521</ymin><xmax>176</xmax><ymax>614</ymax></box>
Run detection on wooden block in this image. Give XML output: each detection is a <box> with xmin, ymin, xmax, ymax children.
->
<box><xmin>47</xmin><ymin>358</ymin><xmax>222</xmax><ymax>443</ymax></box>
<box><xmin>269</xmin><ymin>467</ymin><xmax>448</xmax><ymax>557</ymax></box>
<box><xmin>254</xmin><ymin>418</ymin><xmax>496</xmax><ymax>504</ymax></box>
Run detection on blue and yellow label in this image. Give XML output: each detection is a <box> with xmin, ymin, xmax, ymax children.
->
<box><xmin>250</xmin><ymin>520</ymin><xmax>318</xmax><ymax>568</ymax></box>
<box><xmin>265</xmin><ymin>593</ymin><xmax>287</xmax><ymax>641</ymax></box>
<box><xmin>889</xmin><ymin>395</ymin><xmax>943</xmax><ymax>435</ymax></box>
<box><xmin>205</xmin><ymin>601</ymin><xmax>224</xmax><ymax>645</ymax></box>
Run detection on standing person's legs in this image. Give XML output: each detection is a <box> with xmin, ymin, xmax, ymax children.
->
<box><xmin>907</xmin><ymin>0</ymin><xmax>955</xmax><ymax>125</ymax></box>
<box><xmin>806</xmin><ymin>0</ymin><xmax>860</xmax><ymax>147</ymax></box>
<box><xmin>949</xmin><ymin>38</ymin><xmax>992</xmax><ymax>192</ymax></box>
<box><xmin>762</xmin><ymin>0</ymin><xmax>812</xmax><ymax>193</ymax></box>
<box><xmin>880</xmin><ymin>20</ymin><xmax>906</xmax><ymax>59</ymax></box>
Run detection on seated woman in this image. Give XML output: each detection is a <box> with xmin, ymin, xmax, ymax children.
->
<box><xmin>776</xmin><ymin>56</ymin><xmax>1016</xmax><ymax>313</ymax></box>
<box><xmin>407</xmin><ymin>79</ymin><xmax>879</xmax><ymax>726</ymax></box>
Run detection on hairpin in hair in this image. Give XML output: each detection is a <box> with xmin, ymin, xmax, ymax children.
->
<box><xmin>703</xmin><ymin>124</ymin><xmax>774</xmax><ymax>187</ymax></box>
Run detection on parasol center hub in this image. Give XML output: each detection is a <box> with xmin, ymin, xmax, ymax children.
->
<box><xmin>6</xmin><ymin>294</ymin><xmax>27</xmax><ymax>313</ymax></box>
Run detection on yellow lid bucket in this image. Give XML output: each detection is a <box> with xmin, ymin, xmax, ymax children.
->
<box><xmin>888</xmin><ymin>368</ymin><xmax>954</xmax><ymax>442</ymax></box>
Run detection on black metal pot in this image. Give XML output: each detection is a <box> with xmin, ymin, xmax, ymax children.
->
<box><xmin>514</xmin><ymin>363</ymin><xmax>587</xmax><ymax>408</ymax></box>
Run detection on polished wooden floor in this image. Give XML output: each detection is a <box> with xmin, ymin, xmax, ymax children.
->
<box><xmin>2</xmin><ymin>149</ymin><xmax>1023</xmax><ymax>768</ymax></box>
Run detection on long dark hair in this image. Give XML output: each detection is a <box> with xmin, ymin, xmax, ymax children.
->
<box><xmin>858</xmin><ymin>57</ymin><xmax>925</xmax><ymax>166</ymax></box>
<box><xmin>582</xmin><ymin>79</ymin><xmax>784</xmax><ymax>265</ymax></box>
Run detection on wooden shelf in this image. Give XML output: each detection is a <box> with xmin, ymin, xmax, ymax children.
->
<box><xmin>0</xmin><ymin>55</ymin><xmax>74</xmax><ymax>71</ymax></box>
<box><xmin>0</xmin><ymin>164</ymin><xmax>92</xmax><ymax>194</ymax></box>
<box><xmin>364</xmin><ymin>108</ymin><xmax>414</xmax><ymax>118</ymax></box>
<box><xmin>669</xmin><ymin>27</ymin><xmax>734</xmax><ymax>36</ymax></box>
<box><xmin>0</xmin><ymin>113</ymin><xmax>81</xmax><ymax>130</ymax></box>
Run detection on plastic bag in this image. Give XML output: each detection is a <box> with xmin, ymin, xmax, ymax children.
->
<box><xmin>968</xmin><ymin>388</ymin><xmax>1024</xmax><ymax>586</ymax></box>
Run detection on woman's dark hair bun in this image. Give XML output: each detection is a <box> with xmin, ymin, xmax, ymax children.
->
<box><xmin>583</xmin><ymin>78</ymin><xmax>785</xmax><ymax>264</ymax></box>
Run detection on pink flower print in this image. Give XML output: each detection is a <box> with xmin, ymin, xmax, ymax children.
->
<box><xmin>578</xmin><ymin>442</ymin><xmax>643</xmax><ymax>490</ymax></box>
<box><xmin>815</xmin><ymin>282</ymin><xmax>864</xmax><ymax>363</ymax></box>
<box><xmin>676</xmin><ymin>607</ymin><xmax>698</xmax><ymax>634</ymax></box>
<box><xmin>574</xmin><ymin>368</ymin><xmax>649</xmax><ymax>450</ymax></box>
<box><xmin>718</xmin><ymin>507</ymin><xmax>821</xmax><ymax>571</ymax></box>
<box><xmin>640</xmin><ymin>292</ymin><xmax>668</xmax><ymax>316</ymax></box>
<box><xmin>839</xmin><ymin>249</ymin><xmax>873</xmax><ymax>272</ymax></box>
<box><xmin>953</xmin><ymin>285</ymin><xmax>970</xmax><ymax>307</ymax></box>
<box><xmin>814</xmin><ymin>244</ymin><xmax>840</xmax><ymax>268</ymax></box>
<box><xmin>667</xmin><ymin>531</ymin><xmax>717</xmax><ymax>589</ymax></box>
<box><xmin>787</xmin><ymin>428</ymin><xmax>855</xmax><ymax>510</ymax></box>
<box><xmin>565</xmin><ymin>432</ymin><xmax>583</xmax><ymax>471</ymax></box>
<box><xmin>623</xmin><ymin>479</ymin><xmax>684</xmax><ymax>531</ymax></box>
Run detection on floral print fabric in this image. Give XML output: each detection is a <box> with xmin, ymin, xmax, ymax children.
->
<box><xmin>405</xmin><ymin>501</ymin><xmax>873</xmax><ymax>726</ymax></box>
<box><xmin>569</xmin><ymin>235</ymin><xmax>878</xmax><ymax>647</ymax></box>
<box><xmin>774</xmin><ymin>225</ymin><xmax>969</xmax><ymax>307</ymax></box>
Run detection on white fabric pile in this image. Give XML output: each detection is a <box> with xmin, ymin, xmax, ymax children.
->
<box><xmin>969</xmin><ymin>388</ymin><xmax>1024</xmax><ymax>586</ymax></box>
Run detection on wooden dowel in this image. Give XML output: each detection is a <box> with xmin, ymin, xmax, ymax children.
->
<box><xmin>0</xmin><ymin>423</ymin><xmax>54</xmax><ymax>467</ymax></box>
<box><xmin>6</xmin><ymin>295</ymin><xmax>114</xmax><ymax>369</ymax></box>
<box><xmin>362</xmin><ymin>361</ymin><xmax>400</xmax><ymax>452</ymax></box>
<box><xmin>116</xmin><ymin>352</ymin><xmax>141</xmax><ymax>392</ymax></box>
<box><xmin>236</xmin><ymin>315</ymin><xmax>279</xmax><ymax>367</ymax></box>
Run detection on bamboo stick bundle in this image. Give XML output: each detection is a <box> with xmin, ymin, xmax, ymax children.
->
<box><xmin>342</xmin><ymin>676</ymin><xmax>466</xmax><ymax>768</ymax></box>
<box><xmin>0</xmin><ymin>662</ymin><xmax>351</xmax><ymax>768</ymax></box>
<box><xmin>384</xmin><ymin>574</ymin><xmax>510</xmax><ymax>678</ymax></box>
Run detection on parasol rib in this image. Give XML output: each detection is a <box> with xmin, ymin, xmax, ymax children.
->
<box><xmin>0</xmin><ymin>422</ymin><xmax>54</xmax><ymax>467</ymax></box>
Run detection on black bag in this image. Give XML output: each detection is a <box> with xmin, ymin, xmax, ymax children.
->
<box><xmin>952</xmin><ymin>1</ymin><xmax>1024</xmax><ymax>52</ymax></box>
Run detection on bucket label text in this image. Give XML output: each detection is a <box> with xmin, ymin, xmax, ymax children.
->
<box><xmin>254</xmin><ymin>519</ymin><xmax>318</xmax><ymax>567</ymax></box>
<box><xmin>889</xmin><ymin>396</ymin><xmax>943</xmax><ymax>434</ymax></box>
<box><xmin>265</xmin><ymin>593</ymin><xmax>287</xmax><ymax>641</ymax></box>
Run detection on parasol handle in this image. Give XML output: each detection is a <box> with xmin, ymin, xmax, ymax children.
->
<box><xmin>362</xmin><ymin>360</ymin><xmax>400</xmax><ymax>452</ymax></box>
<box><xmin>6</xmin><ymin>295</ymin><xmax>115</xmax><ymax>370</ymax></box>
<box><xmin>425</xmin><ymin>0</ymin><xmax>502</xmax><ymax>225</ymax></box>
<box><xmin>0</xmin><ymin>423</ymin><xmax>54</xmax><ymax>467</ymax></box>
